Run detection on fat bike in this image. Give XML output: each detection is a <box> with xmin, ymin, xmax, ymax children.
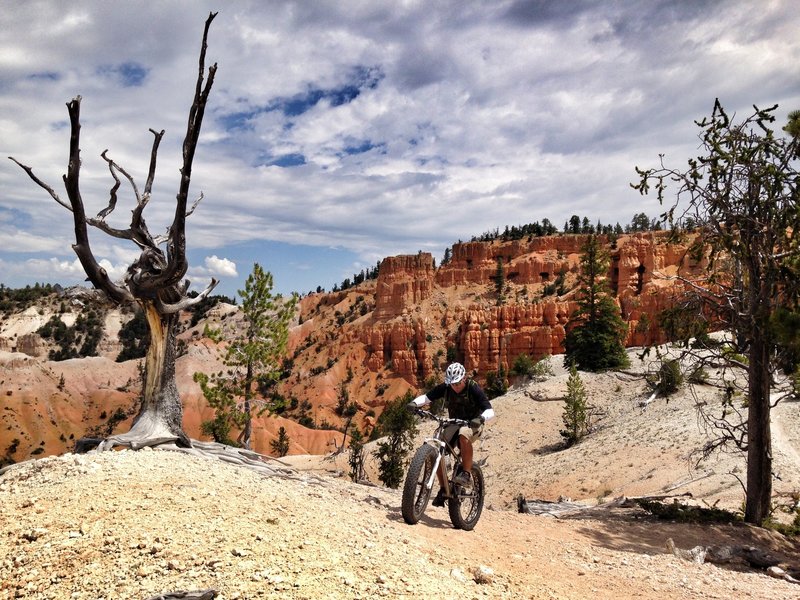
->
<box><xmin>401</xmin><ymin>408</ymin><xmax>485</xmax><ymax>530</ymax></box>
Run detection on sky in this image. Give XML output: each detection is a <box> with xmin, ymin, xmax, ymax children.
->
<box><xmin>1</xmin><ymin>0</ymin><xmax>799</xmax><ymax>299</ymax></box>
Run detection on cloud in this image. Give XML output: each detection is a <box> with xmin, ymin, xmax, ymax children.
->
<box><xmin>1</xmin><ymin>0</ymin><xmax>799</xmax><ymax>299</ymax></box>
<box><xmin>0</xmin><ymin>256</ymin><xmax>127</xmax><ymax>286</ymax></box>
<box><xmin>204</xmin><ymin>255</ymin><xmax>238</xmax><ymax>278</ymax></box>
<box><xmin>97</xmin><ymin>62</ymin><xmax>149</xmax><ymax>87</ymax></box>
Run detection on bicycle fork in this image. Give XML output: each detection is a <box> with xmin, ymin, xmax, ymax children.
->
<box><xmin>424</xmin><ymin>439</ymin><xmax>449</xmax><ymax>497</ymax></box>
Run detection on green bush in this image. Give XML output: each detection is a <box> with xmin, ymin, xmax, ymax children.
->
<box><xmin>270</xmin><ymin>426</ymin><xmax>290</xmax><ymax>457</ymax></box>
<box><xmin>117</xmin><ymin>308</ymin><xmax>149</xmax><ymax>362</ymax></box>
<box><xmin>687</xmin><ymin>366</ymin><xmax>709</xmax><ymax>385</ymax></box>
<box><xmin>512</xmin><ymin>354</ymin><xmax>554</xmax><ymax>381</ymax></box>
<box><xmin>372</xmin><ymin>394</ymin><xmax>417</xmax><ymax>488</ymax></box>
<box><xmin>636</xmin><ymin>499</ymin><xmax>740</xmax><ymax>524</ymax></box>
<box><xmin>485</xmin><ymin>368</ymin><xmax>508</xmax><ymax>399</ymax></box>
<box><xmin>656</xmin><ymin>359</ymin><xmax>684</xmax><ymax>395</ymax></box>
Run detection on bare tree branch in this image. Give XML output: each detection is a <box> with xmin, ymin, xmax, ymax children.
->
<box><xmin>155</xmin><ymin>278</ymin><xmax>219</xmax><ymax>314</ymax></box>
<box><xmin>63</xmin><ymin>97</ymin><xmax>133</xmax><ymax>304</ymax></box>
<box><xmin>186</xmin><ymin>191</ymin><xmax>204</xmax><ymax>217</ymax></box>
<box><xmin>144</xmin><ymin>128</ymin><xmax>164</xmax><ymax>197</ymax></box>
<box><xmin>99</xmin><ymin>149</ymin><xmax>141</xmax><ymax>218</ymax></box>
<box><xmin>7</xmin><ymin>156</ymin><xmax>73</xmax><ymax>212</ymax></box>
<box><xmin>154</xmin><ymin>11</ymin><xmax>218</xmax><ymax>291</ymax></box>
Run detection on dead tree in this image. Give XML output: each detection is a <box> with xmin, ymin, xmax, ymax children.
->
<box><xmin>8</xmin><ymin>12</ymin><xmax>220</xmax><ymax>451</ymax></box>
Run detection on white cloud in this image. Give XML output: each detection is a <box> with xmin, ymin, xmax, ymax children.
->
<box><xmin>204</xmin><ymin>255</ymin><xmax>238</xmax><ymax>278</ymax></box>
<box><xmin>1</xmin><ymin>0</ymin><xmax>799</xmax><ymax>298</ymax></box>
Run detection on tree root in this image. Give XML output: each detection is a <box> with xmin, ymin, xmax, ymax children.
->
<box><xmin>143</xmin><ymin>590</ymin><xmax>217</xmax><ymax>600</ymax></box>
<box><xmin>87</xmin><ymin>410</ymin><xmax>190</xmax><ymax>452</ymax></box>
<box><xmin>75</xmin><ymin>436</ymin><xmax>331</xmax><ymax>485</ymax></box>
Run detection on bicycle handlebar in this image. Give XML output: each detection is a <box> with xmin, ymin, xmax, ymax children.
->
<box><xmin>411</xmin><ymin>407</ymin><xmax>469</xmax><ymax>427</ymax></box>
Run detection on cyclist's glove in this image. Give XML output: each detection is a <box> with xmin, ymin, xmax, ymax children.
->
<box><xmin>470</xmin><ymin>416</ymin><xmax>485</xmax><ymax>428</ymax></box>
<box><xmin>406</xmin><ymin>402</ymin><xmax>418</xmax><ymax>413</ymax></box>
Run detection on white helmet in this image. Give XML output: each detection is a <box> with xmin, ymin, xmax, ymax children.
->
<box><xmin>444</xmin><ymin>362</ymin><xmax>466</xmax><ymax>385</ymax></box>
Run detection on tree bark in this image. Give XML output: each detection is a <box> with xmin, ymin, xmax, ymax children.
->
<box><xmin>100</xmin><ymin>300</ymin><xmax>190</xmax><ymax>449</ymax></box>
<box><xmin>9</xmin><ymin>12</ymin><xmax>219</xmax><ymax>452</ymax></box>
<box><xmin>745</xmin><ymin>330</ymin><xmax>772</xmax><ymax>524</ymax></box>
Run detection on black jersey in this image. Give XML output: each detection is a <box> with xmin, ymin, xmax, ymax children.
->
<box><xmin>426</xmin><ymin>379</ymin><xmax>491</xmax><ymax>421</ymax></box>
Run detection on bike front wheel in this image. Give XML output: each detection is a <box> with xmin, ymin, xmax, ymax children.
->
<box><xmin>401</xmin><ymin>444</ymin><xmax>438</xmax><ymax>524</ymax></box>
<box><xmin>448</xmin><ymin>464</ymin><xmax>485</xmax><ymax>531</ymax></box>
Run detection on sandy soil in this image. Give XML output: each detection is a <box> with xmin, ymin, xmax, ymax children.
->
<box><xmin>3</xmin><ymin>349</ymin><xmax>800</xmax><ymax>599</ymax></box>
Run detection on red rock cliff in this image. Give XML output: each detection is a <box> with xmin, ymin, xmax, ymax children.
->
<box><xmin>354</xmin><ymin>231</ymin><xmax>701</xmax><ymax>383</ymax></box>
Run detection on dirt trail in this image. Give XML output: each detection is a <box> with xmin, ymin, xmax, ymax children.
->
<box><xmin>4</xmin><ymin>350</ymin><xmax>800</xmax><ymax>599</ymax></box>
<box><xmin>1</xmin><ymin>446</ymin><xmax>800</xmax><ymax>600</ymax></box>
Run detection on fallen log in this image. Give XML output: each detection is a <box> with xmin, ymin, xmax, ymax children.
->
<box><xmin>143</xmin><ymin>590</ymin><xmax>217</xmax><ymax>600</ymax></box>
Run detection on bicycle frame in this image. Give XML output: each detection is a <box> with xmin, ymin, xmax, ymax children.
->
<box><xmin>402</xmin><ymin>407</ymin><xmax>485</xmax><ymax>530</ymax></box>
<box><xmin>417</xmin><ymin>410</ymin><xmax>466</xmax><ymax>497</ymax></box>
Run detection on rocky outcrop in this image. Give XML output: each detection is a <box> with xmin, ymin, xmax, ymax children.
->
<box><xmin>356</xmin><ymin>231</ymin><xmax>702</xmax><ymax>382</ymax></box>
<box><xmin>0</xmin><ymin>231</ymin><xmax>708</xmax><ymax>462</ymax></box>
<box><xmin>458</xmin><ymin>301</ymin><xmax>576</xmax><ymax>374</ymax></box>
<box><xmin>374</xmin><ymin>253</ymin><xmax>435</xmax><ymax>318</ymax></box>
<box><xmin>437</xmin><ymin>236</ymin><xmax>586</xmax><ymax>287</ymax></box>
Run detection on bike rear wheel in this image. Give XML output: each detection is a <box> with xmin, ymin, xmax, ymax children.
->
<box><xmin>401</xmin><ymin>444</ymin><xmax>438</xmax><ymax>524</ymax></box>
<box><xmin>448</xmin><ymin>464</ymin><xmax>484</xmax><ymax>530</ymax></box>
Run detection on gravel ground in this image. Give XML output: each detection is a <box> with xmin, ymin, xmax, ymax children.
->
<box><xmin>2</xmin><ymin>448</ymin><xmax>800</xmax><ymax>600</ymax></box>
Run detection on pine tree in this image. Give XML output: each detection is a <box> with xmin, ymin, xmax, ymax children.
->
<box><xmin>270</xmin><ymin>426</ymin><xmax>290</xmax><ymax>457</ymax></box>
<box><xmin>560</xmin><ymin>364</ymin><xmax>589</xmax><ymax>446</ymax></box>
<box><xmin>495</xmin><ymin>257</ymin><xmax>505</xmax><ymax>305</ymax></box>
<box><xmin>348</xmin><ymin>427</ymin><xmax>366</xmax><ymax>482</ymax></box>
<box><xmin>373</xmin><ymin>394</ymin><xmax>417</xmax><ymax>488</ymax></box>
<box><xmin>563</xmin><ymin>234</ymin><xmax>629</xmax><ymax>371</ymax></box>
<box><xmin>195</xmin><ymin>263</ymin><xmax>297</xmax><ymax>449</ymax></box>
<box><xmin>634</xmin><ymin>100</ymin><xmax>800</xmax><ymax>524</ymax></box>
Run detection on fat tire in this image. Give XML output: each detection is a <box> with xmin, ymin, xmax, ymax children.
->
<box><xmin>448</xmin><ymin>464</ymin><xmax>485</xmax><ymax>531</ymax></box>
<box><xmin>401</xmin><ymin>444</ymin><xmax>438</xmax><ymax>524</ymax></box>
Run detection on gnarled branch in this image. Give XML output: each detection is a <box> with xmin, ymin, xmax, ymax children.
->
<box><xmin>155</xmin><ymin>278</ymin><xmax>219</xmax><ymax>314</ymax></box>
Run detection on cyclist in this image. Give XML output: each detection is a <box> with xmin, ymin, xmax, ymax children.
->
<box><xmin>407</xmin><ymin>362</ymin><xmax>494</xmax><ymax>506</ymax></box>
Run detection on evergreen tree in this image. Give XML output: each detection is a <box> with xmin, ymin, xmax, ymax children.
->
<box><xmin>560</xmin><ymin>364</ymin><xmax>589</xmax><ymax>446</ymax></box>
<box><xmin>484</xmin><ymin>367</ymin><xmax>508</xmax><ymax>399</ymax></box>
<box><xmin>270</xmin><ymin>426</ymin><xmax>291</xmax><ymax>457</ymax></box>
<box><xmin>563</xmin><ymin>234</ymin><xmax>629</xmax><ymax>371</ymax></box>
<box><xmin>195</xmin><ymin>263</ymin><xmax>297</xmax><ymax>449</ymax></box>
<box><xmin>629</xmin><ymin>212</ymin><xmax>651</xmax><ymax>232</ymax></box>
<box><xmin>372</xmin><ymin>394</ymin><xmax>417</xmax><ymax>488</ymax></box>
<box><xmin>117</xmin><ymin>307</ymin><xmax>149</xmax><ymax>362</ymax></box>
<box><xmin>348</xmin><ymin>427</ymin><xmax>366</xmax><ymax>482</ymax></box>
<box><xmin>568</xmin><ymin>215</ymin><xmax>581</xmax><ymax>233</ymax></box>
<box><xmin>495</xmin><ymin>257</ymin><xmax>505</xmax><ymax>305</ymax></box>
<box><xmin>634</xmin><ymin>99</ymin><xmax>800</xmax><ymax>524</ymax></box>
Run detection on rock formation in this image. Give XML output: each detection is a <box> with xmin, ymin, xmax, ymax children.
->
<box><xmin>1</xmin><ymin>231</ymin><xmax>703</xmax><ymax>461</ymax></box>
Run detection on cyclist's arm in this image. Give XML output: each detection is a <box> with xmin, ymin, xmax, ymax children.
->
<box><xmin>410</xmin><ymin>394</ymin><xmax>429</xmax><ymax>407</ymax></box>
<box><xmin>414</xmin><ymin>383</ymin><xmax>448</xmax><ymax>407</ymax></box>
<box><xmin>470</xmin><ymin>382</ymin><xmax>495</xmax><ymax>422</ymax></box>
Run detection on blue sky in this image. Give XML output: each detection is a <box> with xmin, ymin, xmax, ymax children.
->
<box><xmin>2</xmin><ymin>1</ymin><xmax>799</xmax><ymax>299</ymax></box>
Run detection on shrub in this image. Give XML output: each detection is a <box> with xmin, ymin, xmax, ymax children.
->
<box><xmin>117</xmin><ymin>308</ymin><xmax>149</xmax><ymax>361</ymax></box>
<box><xmin>270</xmin><ymin>426</ymin><xmax>290</xmax><ymax>457</ymax></box>
<box><xmin>372</xmin><ymin>394</ymin><xmax>417</xmax><ymax>488</ymax></box>
<box><xmin>512</xmin><ymin>354</ymin><xmax>554</xmax><ymax>382</ymax></box>
<box><xmin>348</xmin><ymin>427</ymin><xmax>366</xmax><ymax>482</ymax></box>
<box><xmin>484</xmin><ymin>368</ymin><xmax>508</xmax><ymax>399</ymax></box>
<box><xmin>656</xmin><ymin>358</ymin><xmax>684</xmax><ymax>395</ymax></box>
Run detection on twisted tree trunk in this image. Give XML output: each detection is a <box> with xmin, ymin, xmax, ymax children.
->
<box><xmin>10</xmin><ymin>12</ymin><xmax>220</xmax><ymax>452</ymax></box>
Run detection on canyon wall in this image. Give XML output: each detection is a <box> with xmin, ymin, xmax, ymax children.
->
<box><xmin>1</xmin><ymin>231</ymin><xmax>705</xmax><ymax>461</ymax></box>
<box><xmin>356</xmin><ymin>231</ymin><xmax>703</xmax><ymax>385</ymax></box>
